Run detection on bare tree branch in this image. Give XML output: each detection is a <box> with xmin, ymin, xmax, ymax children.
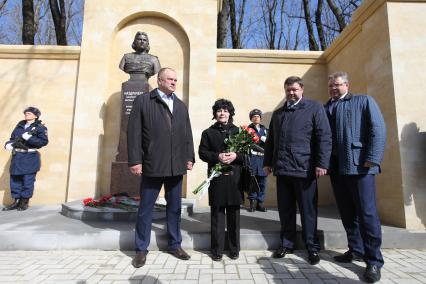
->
<box><xmin>315</xmin><ymin>0</ymin><xmax>326</xmax><ymax>50</ymax></box>
<box><xmin>302</xmin><ymin>0</ymin><xmax>319</xmax><ymax>50</ymax></box>
<box><xmin>326</xmin><ymin>0</ymin><xmax>346</xmax><ymax>32</ymax></box>
<box><xmin>49</xmin><ymin>0</ymin><xmax>67</xmax><ymax>45</ymax></box>
<box><xmin>0</xmin><ymin>0</ymin><xmax>8</xmax><ymax>11</ymax></box>
<box><xmin>22</xmin><ymin>0</ymin><xmax>35</xmax><ymax>44</ymax></box>
<box><xmin>217</xmin><ymin>0</ymin><xmax>229</xmax><ymax>48</ymax></box>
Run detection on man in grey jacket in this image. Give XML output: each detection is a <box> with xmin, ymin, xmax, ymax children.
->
<box><xmin>264</xmin><ymin>76</ymin><xmax>332</xmax><ymax>265</ymax></box>
<box><xmin>325</xmin><ymin>71</ymin><xmax>386</xmax><ymax>283</ymax></box>
<box><xmin>127</xmin><ymin>67</ymin><xmax>195</xmax><ymax>268</ymax></box>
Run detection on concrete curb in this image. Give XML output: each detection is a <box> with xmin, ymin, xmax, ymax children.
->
<box><xmin>0</xmin><ymin>205</ymin><xmax>424</xmax><ymax>251</ymax></box>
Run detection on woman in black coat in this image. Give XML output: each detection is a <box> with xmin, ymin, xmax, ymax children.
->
<box><xmin>198</xmin><ymin>99</ymin><xmax>243</xmax><ymax>261</ymax></box>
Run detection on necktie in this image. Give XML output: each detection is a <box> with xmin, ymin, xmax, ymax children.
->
<box><xmin>328</xmin><ymin>100</ymin><xmax>338</xmax><ymax>115</ymax></box>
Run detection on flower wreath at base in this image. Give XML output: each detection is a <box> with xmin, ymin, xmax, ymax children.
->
<box><xmin>83</xmin><ymin>193</ymin><xmax>140</xmax><ymax>212</ymax></box>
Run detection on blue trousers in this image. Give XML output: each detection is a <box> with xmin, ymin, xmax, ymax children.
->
<box><xmin>276</xmin><ymin>176</ymin><xmax>320</xmax><ymax>252</ymax></box>
<box><xmin>135</xmin><ymin>175</ymin><xmax>183</xmax><ymax>252</ymax></box>
<box><xmin>248</xmin><ymin>175</ymin><xmax>267</xmax><ymax>202</ymax></box>
<box><xmin>10</xmin><ymin>174</ymin><xmax>36</xmax><ymax>199</ymax></box>
<box><xmin>330</xmin><ymin>174</ymin><xmax>384</xmax><ymax>267</ymax></box>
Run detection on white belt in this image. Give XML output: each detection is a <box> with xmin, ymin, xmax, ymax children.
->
<box><xmin>251</xmin><ymin>150</ymin><xmax>264</xmax><ymax>156</ymax></box>
<box><xmin>14</xmin><ymin>148</ymin><xmax>37</xmax><ymax>153</ymax></box>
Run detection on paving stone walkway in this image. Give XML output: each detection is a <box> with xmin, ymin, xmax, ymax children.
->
<box><xmin>0</xmin><ymin>249</ymin><xmax>425</xmax><ymax>283</ymax></box>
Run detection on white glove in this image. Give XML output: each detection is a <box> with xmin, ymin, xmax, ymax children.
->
<box><xmin>5</xmin><ymin>143</ymin><xmax>13</xmax><ymax>151</ymax></box>
<box><xmin>22</xmin><ymin>132</ymin><xmax>32</xmax><ymax>140</ymax></box>
<box><xmin>260</xmin><ymin>136</ymin><xmax>267</xmax><ymax>142</ymax></box>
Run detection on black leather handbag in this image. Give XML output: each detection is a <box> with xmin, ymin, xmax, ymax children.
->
<box><xmin>241</xmin><ymin>154</ymin><xmax>260</xmax><ymax>194</ymax></box>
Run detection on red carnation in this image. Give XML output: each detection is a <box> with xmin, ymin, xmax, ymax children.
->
<box><xmin>252</xmin><ymin>136</ymin><xmax>260</xmax><ymax>143</ymax></box>
<box><xmin>83</xmin><ymin>198</ymin><xmax>93</xmax><ymax>206</ymax></box>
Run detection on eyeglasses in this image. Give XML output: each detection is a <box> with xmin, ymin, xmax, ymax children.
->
<box><xmin>328</xmin><ymin>83</ymin><xmax>346</xmax><ymax>88</ymax></box>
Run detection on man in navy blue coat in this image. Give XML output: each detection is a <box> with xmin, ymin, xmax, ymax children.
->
<box><xmin>3</xmin><ymin>107</ymin><xmax>48</xmax><ymax>211</ymax></box>
<box><xmin>264</xmin><ymin>76</ymin><xmax>332</xmax><ymax>265</ymax></box>
<box><xmin>325</xmin><ymin>71</ymin><xmax>386</xmax><ymax>283</ymax></box>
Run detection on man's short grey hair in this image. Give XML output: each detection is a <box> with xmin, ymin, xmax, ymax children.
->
<box><xmin>328</xmin><ymin>71</ymin><xmax>349</xmax><ymax>83</ymax></box>
<box><xmin>158</xmin><ymin>67</ymin><xmax>176</xmax><ymax>78</ymax></box>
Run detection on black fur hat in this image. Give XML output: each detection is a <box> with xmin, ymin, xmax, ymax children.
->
<box><xmin>23</xmin><ymin>106</ymin><xmax>41</xmax><ymax>119</ymax></box>
<box><xmin>249</xmin><ymin>108</ymin><xmax>262</xmax><ymax>119</ymax></box>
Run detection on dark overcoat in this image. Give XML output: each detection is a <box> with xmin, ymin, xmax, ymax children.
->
<box><xmin>248</xmin><ymin>123</ymin><xmax>267</xmax><ymax>177</ymax></box>
<box><xmin>127</xmin><ymin>88</ymin><xmax>195</xmax><ymax>177</ymax></box>
<box><xmin>6</xmin><ymin>120</ymin><xmax>48</xmax><ymax>175</ymax></box>
<box><xmin>198</xmin><ymin>123</ymin><xmax>243</xmax><ymax>206</ymax></box>
<box><xmin>263</xmin><ymin>98</ymin><xmax>332</xmax><ymax>178</ymax></box>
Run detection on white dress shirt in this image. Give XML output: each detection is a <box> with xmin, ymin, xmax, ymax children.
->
<box><xmin>157</xmin><ymin>89</ymin><xmax>174</xmax><ymax>113</ymax></box>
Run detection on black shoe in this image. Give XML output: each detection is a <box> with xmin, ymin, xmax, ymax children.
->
<box><xmin>256</xmin><ymin>202</ymin><xmax>267</xmax><ymax>212</ymax></box>
<box><xmin>132</xmin><ymin>251</ymin><xmax>147</xmax><ymax>268</ymax></box>
<box><xmin>333</xmin><ymin>250</ymin><xmax>363</xmax><ymax>263</ymax></box>
<box><xmin>248</xmin><ymin>200</ymin><xmax>256</xmax><ymax>212</ymax></box>
<box><xmin>308</xmin><ymin>251</ymin><xmax>320</xmax><ymax>265</ymax></box>
<box><xmin>211</xmin><ymin>254</ymin><xmax>223</xmax><ymax>261</ymax></box>
<box><xmin>17</xmin><ymin>198</ymin><xmax>29</xmax><ymax>211</ymax></box>
<box><xmin>169</xmin><ymin>247</ymin><xmax>191</xmax><ymax>260</ymax></box>
<box><xmin>364</xmin><ymin>264</ymin><xmax>381</xmax><ymax>283</ymax></box>
<box><xmin>272</xmin><ymin>247</ymin><xmax>293</xmax><ymax>258</ymax></box>
<box><xmin>2</xmin><ymin>199</ymin><xmax>20</xmax><ymax>211</ymax></box>
<box><xmin>229</xmin><ymin>252</ymin><xmax>239</xmax><ymax>260</ymax></box>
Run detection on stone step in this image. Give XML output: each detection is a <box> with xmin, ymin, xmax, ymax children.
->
<box><xmin>0</xmin><ymin>205</ymin><xmax>424</xmax><ymax>251</ymax></box>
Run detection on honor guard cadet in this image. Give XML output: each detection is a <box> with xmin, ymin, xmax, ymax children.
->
<box><xmin>3</xmin><ymin>107</ymin><xmax>48</xmax><ymax>211</ymax></box>
<box><xmin>247</xmin><ymin>109</ymin><xmax>268</xmax><ymax>212</ymax></box>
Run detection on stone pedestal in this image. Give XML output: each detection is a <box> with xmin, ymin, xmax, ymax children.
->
<box><xmin>110</xmin><ymin>80</ymin><xmax>148</xmax><ymax>196</ymax></box>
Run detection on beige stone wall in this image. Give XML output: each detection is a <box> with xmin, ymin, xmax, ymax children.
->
<box><xmin>215</xmin><ymin>50</ymin><xmax>332</xmax><ymax>207</ymax></box>
<box><xmin>387</xmin><ymin>2</ymin><xmax>426</xmax><ymax>229</ymax></box>
<box><xmin>0</xmin><ymin>45</ymin><xmax>80</xmax><ymax>205</ymax></box>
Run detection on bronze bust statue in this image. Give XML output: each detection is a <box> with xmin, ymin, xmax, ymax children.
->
<box><xmin>119</xmin><ymin>32</ymin><xmax>161</xmax><ymax>81</ymax></box>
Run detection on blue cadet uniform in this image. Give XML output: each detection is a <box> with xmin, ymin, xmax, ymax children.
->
<box><xmin>247</xmin><ymin>109</ymin><xmax>268</xmax><ymax>212</ymax></box>
<box><xmin>3</xmin><ymin>107</ymin><xmax>48</xmax><ymax>211</ymax></box>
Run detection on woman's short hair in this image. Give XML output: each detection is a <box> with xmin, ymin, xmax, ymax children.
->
<box><xmin>212</xmin><ymin>99</ymin><xmax>235</xmax><ymax>122</ymax></box>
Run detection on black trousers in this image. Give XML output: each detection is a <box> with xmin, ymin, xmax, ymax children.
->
<box><xmin>210</xmin><ymin>205</ymin><xmax>240</xmax><ymax>255</ymax></box>
<box><xmin>276</xmin><ymin>175</ymin><xmax>320</xmax><ymax>252</ymax></box>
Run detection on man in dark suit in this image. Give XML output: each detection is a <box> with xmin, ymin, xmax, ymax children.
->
<box><xmin>264</xmin><ymin>76</ymin><xmax>332</xmax><ymax>265</ymax></box>
<box><xmin>325</xmin><ymin>71</ymin><xmax>386</xmax><ymax>283</ymax></box>
<box><xmin>127</xmin><ymin>67</ymin><xmax>195</xmax><ymax>268</ymax></box>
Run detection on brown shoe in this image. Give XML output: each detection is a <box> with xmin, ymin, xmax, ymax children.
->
<box><xmin>132</xmin><ymin>251</ymin><xmax>147</xmax><ymax>268</ymax></box>
<box><xmin>169</xmin><ymin>247</ymin><xmax>190</xmax><ymax>260</ymax></box>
